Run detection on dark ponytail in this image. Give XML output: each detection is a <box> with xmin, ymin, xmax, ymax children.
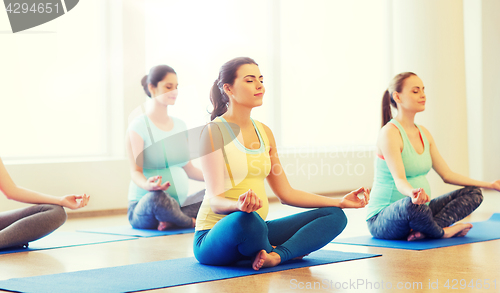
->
<box><xmin>140</xmin><ymin>65</ymin><xmax>176</xmax><ymax>98</ymax></box>
<box><xmin>210</xmin><ymin>78</ymin><xmax>229</xmax><ymax>121</ymax></box>
<box><xmin>210</xmin><ymin>57</ymin><xmax>258</xmax><ymax>120</ymax></box>
<box><xmin>381</xmin><ymin>72</ymin><xmax>416</xmax><ymax>127</ymax></box>
<box><xmin>381</xmin><ymin>90</ymin><xmax>395</xmax><ymax>127</ymax></box>
<box><xmin>141</xmin><ymin>75</ymin><xmax>150</xmax><ymax>97</ymax></box>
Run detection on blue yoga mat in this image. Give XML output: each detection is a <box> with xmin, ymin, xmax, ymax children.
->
<box><xmin>78</xmin><ymin>225</ymin><xmax>194</xmax><ymax>237</ymax></box>
<box><xmin>0</xmin><ymin>250</ymin><xmax>380</xmax><ymax>293</ymax></box>
<box><xmin>332</xmin><ymin>213</ymin><xmax>500</xmax><ymax>250</ymax></box>
<box><xmin>0</xmin><ymin>232</ymin><xmax>137</xmax><ymax>255</ymax></box>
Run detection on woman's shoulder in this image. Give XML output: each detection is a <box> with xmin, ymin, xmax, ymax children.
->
<box><xmin>128</xmin><ymin>114</ymin><xmax>148</xmax><ymax>133</ymax></box>
<box><xmin>416</xmin><ymin>124</ymin><xmax>430</xmax><ymax>134</ymax></box>
<box><xmin>377</xmin><ymin>121</ymin><xmax>404</xmax><ymax>152</ymax></box>
<box><xmin>252</xmin><ymin>119</ymin><xmax>275</xmax><ymax>146</ymax></box>
<box><xmin>416</xmin><ymin>124</ymin><xmax>434</xmax><ymax>143</ymax></box>
<box><xmin>250</xmin><ymin>118</ymin><xmax>269</xmax><ymax>131</ymax></box>
<box><xmin>200</xmin><ymin>118</ymin><xmax>224</xmax><ymax>137</ymax></box>
<box><xmin>379</xmin><ymin>121</ymin><xmax>400</xmax><ymax>139</ymax></box>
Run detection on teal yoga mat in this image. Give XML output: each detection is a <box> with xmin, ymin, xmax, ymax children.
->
<box><xmin>0</xmin><ymin>231</ymin><xmax>137</xmax><ymax>255</ymax></box>
<box><xmin>78</xmin><ymin>225</ymin><xmax>194</xmax><ymax>237</ymax></box>
<box><xmin>0</xmin><ymin>250</ymin><xmax>380</xmax><ymax>293</ymax></box>
<box><xmin>332</xmin><ymin>213</ymin><xmax>500</xmax><ymax>250</ymax></box>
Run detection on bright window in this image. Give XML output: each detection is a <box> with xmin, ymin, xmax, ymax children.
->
<box><xmin>0</xmin><ymin>0</ymin><xmax>108</xmax><ymax>159</ymax></box>
<box><xmin>144</xmin><ymin>0</ymin><xmax>274</xmax><ymax>130</ymax></box>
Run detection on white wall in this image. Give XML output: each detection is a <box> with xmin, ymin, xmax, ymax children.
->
<box><xmin>480</xmin><ymin>0</ymin><xmax>500</xmax><ymax>182</ymax></box>
<box><xmin>464</xmin><ymin>0</ymin><xmax>500</xmax><ymax>183</ymax></box>
<box><xmin>391</xmin><ymin>0</ymin><xmax>470</xmax><ymax>197</ymax></box>
<box><xmin>464</xmin><ymin>0</ymin><xmax>484</xmax><ymax>180</ymax></box>
<box><xmin>1</xmin><ymin>159</ymin><xmax>130</xmax><ymax>213</ymax></box>
<box><xmin>0</xmin><ymin>0</ymin><xmax>143</xmax><ymax>214</ymax></box>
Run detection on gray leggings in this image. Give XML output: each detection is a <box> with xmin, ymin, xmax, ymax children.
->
<box><xmin>128</xmin><ymin>190</ymin><xmax>204</xmax><ymax>229</ymax></box>
<box><xmin>367</xmin><ymin>186</ymin><xmax>483</xmax><ymax>239</ymax></box>
<box><xmin>0</xmin><ymin>204</ymin><xmax>67</xmax><ymax>250</ymax></box>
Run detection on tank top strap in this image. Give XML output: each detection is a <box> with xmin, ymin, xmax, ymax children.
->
<box><xmin>210</xmin><ymin>117</ymin><xmax>236</xmax><ymax>187</ymax></box>
<box><xmin>389</xmin><ymin>119</ymin><xmax>429</xmax><ymax>155</ymax></box>
<box><xmin>414</xmin><ymin>124</ymin><xmax>429</xmax><ymax>151</ymax></box>
<box><xmin>389</xmin><ymin>119</ymin><xmax>411</xmax><ymax>145</ymax></box>
<box><xmin>251</xmin><ymin>118</ymin><xmax>269</xmax><ymax>149</ymax></box>
<box><xmin>211</xmin><ymin>117</ymin><xmax>232</xmax><ymax>146</ymax></box>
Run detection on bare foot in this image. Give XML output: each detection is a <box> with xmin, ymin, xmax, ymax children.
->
<box><xmin>157</xmin><ymin>221</ymin><xmax>175</xmax><ymax>231</ymax></box>
<box><xmin>252</xmin><ymin>250</ymin><xmax>267</xmax><ymax>270</ymax></box>
<box><xmin>158</xmin><ymin>218</ymin><xmax>195</xmax><ymax>231</ymax></box>
<box><xmin>407</xmin><ymin>231</ymin><xmax>426</xmax><ymax>241</ymax></box>
<box><xmin>252</xmin><ymin>250</ymin><xmax>281</xmax><ymax>271</ymax></box>
<box><xmin>455</xmin><ymin>224</ymin><xmax>473</xmax><ymax>237</ymax></box>
<box><xmin>442</xmin><ymin>223</ymin><xmax>473</xmax><ymax>238</ymax></box>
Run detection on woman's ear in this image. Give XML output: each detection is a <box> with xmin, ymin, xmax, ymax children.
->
<box><xmin>148</xmin><ymin>83</ymin><xmax>155</xmax><ymax>97</ymax></box>
<box><xmin>223</xmin><ymin>83</ymin><xmax>232</xmax><ymax>97</ymax></box>
<box><xmin>392</xmin><ymin>91</ymin><xmax>401</xmax><ymax>104</ymax></box>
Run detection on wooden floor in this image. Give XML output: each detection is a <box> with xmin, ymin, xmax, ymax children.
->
<box><xmin>1</xmin><ymin>190</ymin><xmax>499</xmax><ymax>293</ymax></box>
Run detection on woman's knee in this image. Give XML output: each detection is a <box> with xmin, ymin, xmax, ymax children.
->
<box><xmin>321</xmin><ymin>207</ymin><xmax>347</xmax><ymax>230</ymax></box>
<box><xmin>45</xmin><ymin>204</ymin><xmax>67</xmax><ymax>227</ymax></box>
<box><xmin>144</xmin><ymin>190</ymin><xmax>177</xmax><ymax>209</ymax></box>
<box><xmin>229</xmin><ymin>211</ymin><xmax>268</xmax><ymax>235</ymax></box>
<box><xmin>465</xmin><ymin>186</ymin><xmax>483</xmax><ymax>205</ymax></box>
<box><xmin>404</xmin><ymin>199</ymin><xmax>433</xmax><ymax>219</ymax></box>
<box><xmin>144</xmin><ymin>190</ymin><xmax>167</xmax><ymax>202</ymax></box>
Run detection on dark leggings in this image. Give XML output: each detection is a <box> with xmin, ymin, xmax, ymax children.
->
<box><xmin>193</xmin><ymin>207</ymin><xmax>347</xmax><ymax>265</ymax></box>
<box><xmin>0</xmin><ymin>204</ymin><xmax>67</xmax><ymax>250</ymax></box>
<box><xmin>367</xmin><ymin>186</ymin><xmax>483</xmax><ymax>239</ymax></box>
<box><xmin>128</xmin><ymin>190</ymin><xmax>204</xmax><ymax>229</ymax></box>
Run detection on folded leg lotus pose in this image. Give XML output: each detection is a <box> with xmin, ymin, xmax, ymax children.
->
<box><xmin>193</xmin><ymin>57</ymin><xmax>370</xmax><ymax>270</ymax></box>
<box><xmin>126</xmin><ymin>65</ymin><xmax>205</xmax><ymax>231</ymax></box>
<box><xmin>0</xmin><ymin>158</ymin><xmax>89</xmax><ymax>249</ymax></box>
<box><xmin>367</xmin><ymin>72</ymin><xmax>500</xmax><ymax>241</ymax></box>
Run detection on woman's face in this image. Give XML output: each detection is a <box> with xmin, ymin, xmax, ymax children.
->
<box><xmin>395</xmin><ymin>75</ymin><xmax>426</xmax><ymax>112</ymax></box>
<box><xmin>150</xmin><ymin>73</ymin><xmax>178</xmax><ymax>106</ymax></box>
<box><xmin>225</xmin><ymin>63</ymin><xmax>265</xmax><ymax>109</ymax></box>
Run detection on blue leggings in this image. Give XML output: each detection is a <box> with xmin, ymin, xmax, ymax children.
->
<box><xmin>367</xmin><ymin>186</ymin><xmax>483</xmax><ymax>239</ymax></box>
<box><xmin>128</xmin><ymin>190</ymin><xmax>204</xmax><ymax>229</ymax></box>
<box><xmin>193</xmin><ymin>207</ymin><xmax>347</xmax><ymax>266</ymax></box>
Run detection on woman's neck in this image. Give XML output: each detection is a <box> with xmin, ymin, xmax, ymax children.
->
<box><xmin>395</xmin><ymin>108</ymin><xmax>417</xmax><ymax>129</ymax></box>
<box><xmin>222</xmin><ymin>104</ymin><xmax>252</xmax><ymax>128</ymax></box>
<box><xmin>145</xmin><ymin>98</ymin><xmax>169</xmax><ymax>123</ymax></box>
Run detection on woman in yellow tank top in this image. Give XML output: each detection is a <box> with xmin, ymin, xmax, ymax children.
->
<box><xmin>193</xmin><ymin>57</ymin><xmax>370</xmax><ymax>271</ymax></box>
